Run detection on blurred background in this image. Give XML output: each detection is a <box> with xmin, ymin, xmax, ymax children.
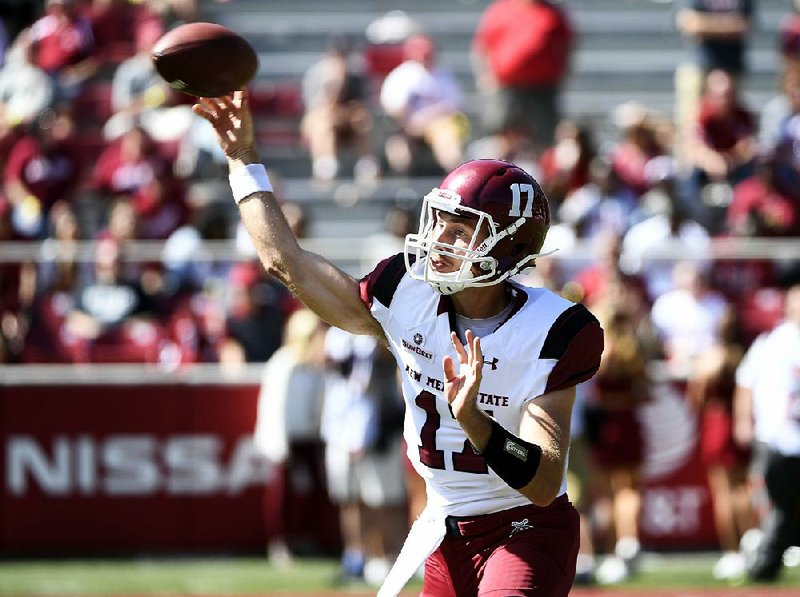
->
<box><xmin>1</xmin><ymin>0</ymin><xmax>799</xmax><ymax>593</ymax></box>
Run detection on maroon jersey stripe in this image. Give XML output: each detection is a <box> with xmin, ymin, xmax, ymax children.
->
<box><xmin>544</xmin><ymin>314</ymin><xmax>604</xmax><ymax>393</ymax></box>
<box><xmin>539</xmin><ymin>303</ymin><xmax>597</xmax><ymax>360</ymax></box>
<box><xmin>359</xmin><ymin>253</ymin><xmax>410</xmax><ymax>308</ymax></box>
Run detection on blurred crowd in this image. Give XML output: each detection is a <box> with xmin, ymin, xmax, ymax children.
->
<box><xmin>0</xmin><ymin>0</ymin><xmax>799</xmax><ymax>586</ymax></box>
<box><xmin>0</xmin><ymin>0</ymin><xmax>799</xmax><ymax>369</ymax></box>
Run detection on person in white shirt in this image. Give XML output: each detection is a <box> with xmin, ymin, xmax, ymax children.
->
<box><xmin>650</xmin><ymin>261</ymin><xmax>729</xmax><ymax>377</ymax></box>
<box><xmin>734</xmin><ymin>284</ymin><xmax>800</xmax><ymax>582</ymax></box>
<box><xmin>379</xmin><ymin>33</ymin><xmax>466</xmax><ymax>175</ymax></box>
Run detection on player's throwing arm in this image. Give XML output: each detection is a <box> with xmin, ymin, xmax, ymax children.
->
<box><xmin>192</xmin><ymin>92</ymin><xmax>383</xmax><ymax>338</ymax></box>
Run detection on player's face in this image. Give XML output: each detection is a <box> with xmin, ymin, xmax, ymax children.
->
<box><xmin>430</xmin><ymin>210</ymin><xmax>486</xmax><ymax>273</ymax></box>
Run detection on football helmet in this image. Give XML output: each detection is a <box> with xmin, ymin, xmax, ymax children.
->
<box><xmin>404</xmin><ymin>159</ymin><xmax>551</xmax><ymax>295</ymax></box>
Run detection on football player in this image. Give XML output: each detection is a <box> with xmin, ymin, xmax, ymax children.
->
<box><xmin>194</xmin><ymin>91</ymin><xmax>604</xmax><ymax>597</ymax></box>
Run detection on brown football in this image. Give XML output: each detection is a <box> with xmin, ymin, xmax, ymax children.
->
<box><xmin>151</xmin><ymin>22</ymin><xmax>259</xmax><ymax>97</ymax></box>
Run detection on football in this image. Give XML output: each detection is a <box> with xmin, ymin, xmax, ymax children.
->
<box><xmin>151</xmin><ymin>22</ymin><xmax>259</xmax><ymax>97</ymax></box>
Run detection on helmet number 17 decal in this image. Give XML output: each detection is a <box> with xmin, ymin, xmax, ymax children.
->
<box><xmin>509</xmin><ymin>183</ymin><xmax>536</xmax><ymax>218</ymax></box>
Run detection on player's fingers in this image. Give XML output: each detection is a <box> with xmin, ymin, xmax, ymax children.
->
<box><xmin>443</xmin><ymin>355</ymin><xmax>457</xmax><ymax>382</ymax></box>
<box><xmin>219</xmin><ymin>94</ymin><xmax>237</xmax><ymax>112</ymax></box>
<box><xmin>192</xmin><ymin>103</ymin><xmax>215</xmax><ymax>122</ymax></box>
<box><xmin>213</xmin><ymin>97</ymin><xmax>231</xmax><ymax>113</ymax></box>
<box><xmin>472</xmin><ymin>337</ymin><xmax>483</xmax><ymax>381</ymax></box>
<box><xmin>227</xmin><ymin>89</ymin><xmax>248</xmax><ymax>112</ymax></box>
<box><xmin>472</xmin><ymin>335</ymin><xmax>482</xmax><ymax>365</ymax></box>
<box><xmin>197</xmin><ymin>98</ymin><xmax>220</xmax><ymax>118</ymax></box>
<box><xmin>450</xmin><ymin>331</ymin><xmax>468</xmax><ymax>363</ymax></box>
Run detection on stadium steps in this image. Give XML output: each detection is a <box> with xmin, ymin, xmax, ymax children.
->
<box><xmin>194</xmin><ymin>0</ymin><xmax>789</xmax><ymax>246</ymax></box>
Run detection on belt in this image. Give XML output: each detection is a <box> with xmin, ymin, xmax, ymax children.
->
<box><xmin>444</xmin><ymin>494</ymin><xmax>570</xmax><ymax>539</ymax></box>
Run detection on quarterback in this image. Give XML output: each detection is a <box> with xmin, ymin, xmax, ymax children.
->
<box><xmin>194</xmin><ymin>91</ymin><xmax>604</xmax><ymax>597</ymax></box>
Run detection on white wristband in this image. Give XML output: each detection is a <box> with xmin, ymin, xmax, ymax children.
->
<box><xmin>229</xmin><ymin>163</ymin><xmax>273</xmax><ymax>204</ymax></box>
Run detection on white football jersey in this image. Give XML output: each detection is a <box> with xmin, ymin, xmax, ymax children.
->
<box><xmin>737</xmin><ymin>321</ymin><xmax>800</xmax><ymax>456</ymax></box>
<box><xmin>361</xmin><ymin>255</ymin><xmax>603</xmax><ymax>517</ymax></box>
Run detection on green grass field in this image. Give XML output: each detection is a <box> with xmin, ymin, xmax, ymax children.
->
<box><xmin>0</xmin><ymin>554</ymin><xmax>799</xmax><ymax>596</ymax></box>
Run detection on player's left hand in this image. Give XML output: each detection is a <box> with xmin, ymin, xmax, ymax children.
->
<box><xmin>443</xmin><ymin>330</ymin><xmax>483</xmax><ymax>422</ymax></box>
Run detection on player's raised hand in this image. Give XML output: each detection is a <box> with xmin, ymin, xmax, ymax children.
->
<box><xmin>443</xmin><ymin>330</ymin><xmax>483</xmax><ymax>421</ymax></box>
<box><xmin>192</xmin><ymin>90</ymin><xmax>255</xmax><ymax>158</ymax></box>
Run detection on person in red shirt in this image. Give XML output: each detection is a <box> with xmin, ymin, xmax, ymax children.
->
<box><xmin>29</xmin><ymin>0</ymin><xmax>96</xmax><ymax>99</ymax></box>
<box><xmin>91</xmin><ymin>125</ymin><xmax>171</xmax><ymax>196</ymax></box>
<box><xmin>3</xmin><ymin>108</ymin><xmax>81</xmax><ymax>238</ymax></box>
<box><xmin>472</xmin><ymin>0</ymin><xmax>574</xmax><ymax>159</ymax></box>
<box><xmin>608</xmin><ymin>101</ymin><xmax>670</xmax><ymax>200</ymax></box>
<box><xmin>726</xmin><ymin>153</ymin><xmax>800</xmax><ymax>237</ymax></box>
<box><xmin>687</xmin><ymin>69</ymin><xmax>757</xmax><ymax>209</ymax></box>
<box><xmin>89</xmin><ymin>0</ymin><xmax>161</xmax><ymax>67</ymax></box>
<box><xmin>538</xmin><ymin>119</ymin><xmax>595</xmax><ymax>207</ymax></box>
<box><xmin>91</xmin><ymin>126</ymin><xmax>188</xmax><ymax>239</ymax></box>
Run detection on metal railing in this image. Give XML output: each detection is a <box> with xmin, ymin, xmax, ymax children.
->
<box><xmin>0</xmin><ymin>237</ymin><xmax>798</xmax><ymax>265</ymax></box>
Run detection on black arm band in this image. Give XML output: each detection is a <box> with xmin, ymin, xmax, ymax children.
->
<box><xmin>480</xmin><ymin>419</ymin><xmax>542</xmax><ymax>489</ymax></box>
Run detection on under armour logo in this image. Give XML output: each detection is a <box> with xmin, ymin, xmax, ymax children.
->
<box><xmin>510</xmin><ymin>518</ymin><xmax>533</xmax><ymax>537</ymax></box>
<box><xmin>483</xmin><ymin>357</ymin><xmax>499</xmax><ymax>370</ymax></box>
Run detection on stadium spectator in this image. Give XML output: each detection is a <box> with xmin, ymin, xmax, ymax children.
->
<box><xmin>29</xmin><ymin>0</ymin><xmax>97</xmax><ymax>100</ymax></box>
<box><xmin>133</xmin><ymin>176</ymin><xmax>189</xmax><ymax>240</ymax></box>
<box><xmin>558</xmin><ymin>157</ymin><xmax>641</xmax><ymax>242</ymax></box>
<box><xmin>90</xmin><ymin>125</ymin><xmax>188</xmax><ymax>238</ymax></box>
<box><xmin>687</xmin><ymin>310</ymin><xmax>754</xmax><ymax>580</ymax></box>
<box><xmin>253</xmin><ymin>308</ymin><xmax>331</xmax><ymax>566</ymax></box>
<box><xmin>89</xmin><ymin>0</ymin><xmax>160</xmax><ymax>67</ymax></box>
<box><xmin>734</xmin><ymin>284</ymin><xmax>800</xmax><ymax>582</ymax></box>
<box><xmin>103</xmin><ymin>18</ymin><xmax>171</xmax><ymax>139</ymax></box>
<box><xmin>585</xmin><ymin>279</ymin><xmax>651</xmax><ymax>585</ymax></box>
<box><xmin>300</xmin><ymin>35</ymin><xmax>378</xmax><ymax>183</ymax></box>
<box><xmin>621</xmin><ymin>187</ymin><xmax>711</xmax><ymax>301</ymax></box>
<box><xmin>0</xmin><ymin>195</ymin><xmax>35</xmax><ymax>362</ymax></box>
<box><xmin>220</xmin><ymin>259</ymin><xmax>297</xmax><ymax>364</ymax></box>
<box><xmin>650</xmin><ymin>261</ymin><xmax>730</xmax><ymax>377</ymax></box>
<box><xmin>471</xmin><ymin>0</ymin><xmax>574</xmax><ymax>159</ymax></box>
<box><xmin>573</xmin><ymin>231</ymin><xmax>627</xmax><ymax>308</ymax></box>
<box><xmin>726</xmin><ymin>153</ymin><xmax>800</xmax><ymax>238</ymax></box>
<box><xmin>685</xmin><ymin>69</ymin><xmax>757</xmax><ymax>226</ymax></box>
<box><xmin>674</xmin><ymin>0</ymin><xmax>754</xmax><ymax>160</ymax></box>
<box><xmin>0</xmin><ymin>29</ymin><xmax>54</xmax><ymax>130</ymax></box>
<box><xmin>757</xmin><ymin>71</ymin><xmax>800</xmax><ymax>226</ymax></box>
<box><xmin>97</xmin><ymin>195</ymin><xmax>137</xmax><ymax>243</ymax></box>
<box><xmin>380</xmin><ymin>33</ymin><xmax>466</xmax><ymax>176</ymax></box>
<box><xmin>3</xmin><ymin>106</ymin><xmax>81</xmax><ymax>239</ymax></box>
<box><xmin>90</xmin><ymin>125</ymin><xmax>175</xmax><ymax>198</ymax></box>
<box><xmin>609</xmin><ymin>101</ymin><xmax>673</xmax><ymax>200</ymax></box>
<box><xmin>65</xmin><ymin>238</ymin><xmax>163</xmax><ymax>362</ymax></box>
<box><xmin>759</xmin><ymin>66</ymin><xmax>800</xmax><ymax>156</ymax></box>
<box><xmin>538</xmin><ymin>119</ymin><xmax>596</xmax><ymax>208</ymax></box>
<box><xmin>161</xmin><ymin>200</ymin><xmax>233</xmax><ymax>291</ymax></box>
<box><xmin>22</xmin><ymin>200</ymin><xmax>83</xmax><ymax>362</ymax></box>
<box><xmin>321</xmin><ymin>327</ymin><xmax>407</xmax><ymax>586</ymax></box>
<box><xmin>38</xmin><ymin>198</ymin><xmax>81</xmax><ymax>287</ymax></box>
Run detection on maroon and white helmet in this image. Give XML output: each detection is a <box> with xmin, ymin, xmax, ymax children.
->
<box><xmin>404</xmin><ymin>159</ymin><xmax>551</xmax><ymax>295</ymax></box>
